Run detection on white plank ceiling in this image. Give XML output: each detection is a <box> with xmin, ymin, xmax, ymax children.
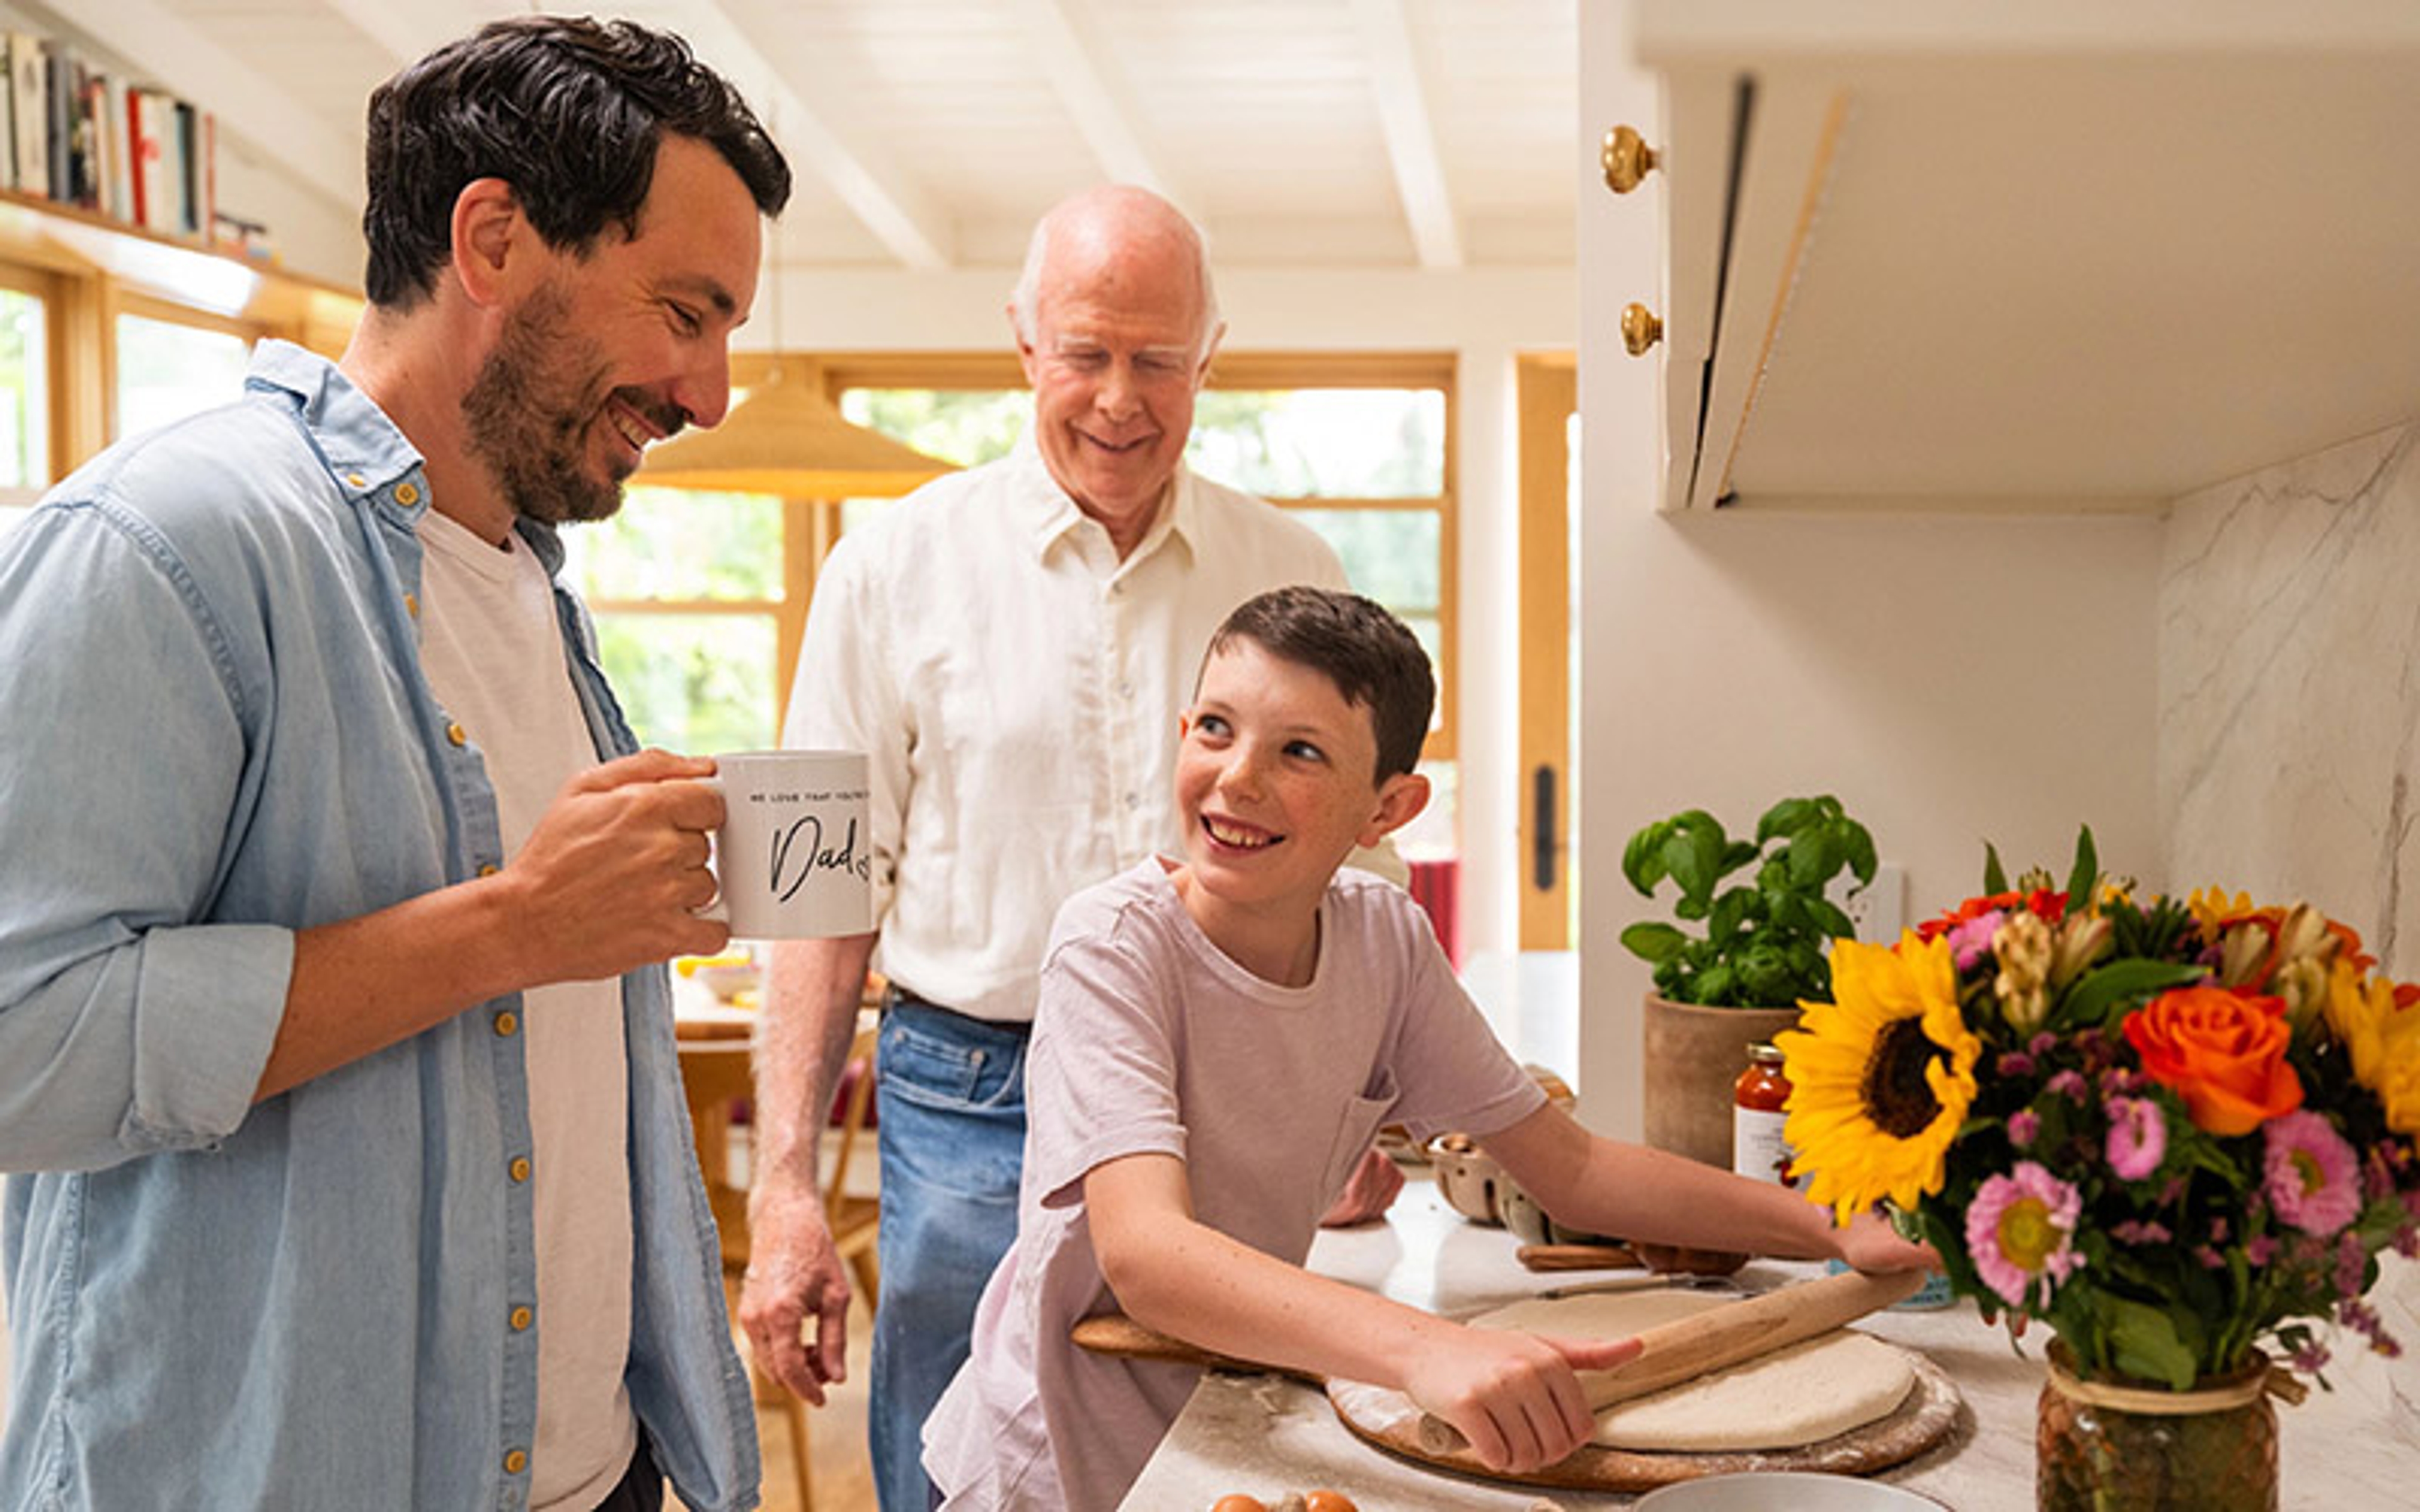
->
<box><xmin>32</xmin><ymin>0</ymin><xmax>1579</xmax><ymax>273</ymax></box>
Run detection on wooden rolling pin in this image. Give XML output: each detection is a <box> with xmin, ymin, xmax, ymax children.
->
<box><xmin>1069</xmin><ymin>1312</ymin><xmax>1325</xmax><ymax>1385</ymax></box>
<box><xmin>1515</xmin><ymin>1242</ymin><xmax>1640</xmax><ymax>1271</ymax></box>
<box><xmin>1416</xmin><ymin>1266</ymin><xmax>1925</xmax><ymax>1455</ymax></box>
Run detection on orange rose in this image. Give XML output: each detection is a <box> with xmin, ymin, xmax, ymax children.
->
<box><xmin>2124</xmin><ymin>986</ymin><xmax>2303</xmax><ymax>1135</ymax></box>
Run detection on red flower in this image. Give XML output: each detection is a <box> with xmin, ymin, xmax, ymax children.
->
<box><xmin>2124</xmin><ymin>987</ymin><xmax>2304</xmax><ymax>1137</ymax></box>
<box><xmin>1915</xmin><ymin>888</ymin><xmax>2068</xmax><ymax>943</ymax></box>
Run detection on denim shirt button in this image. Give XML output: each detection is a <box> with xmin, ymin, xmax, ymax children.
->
<box><xmin>509</xmin><ymin>1157</ymin><xmax>531</xmax><ymax>1183</ymax></box>
<box><xmin>446</xmin><ymin>721</ymin><xmax>468</xmax><ymax>748</ymax></box>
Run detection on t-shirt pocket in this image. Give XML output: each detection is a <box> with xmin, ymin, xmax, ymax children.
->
<box><xmin>1318</xmin><ymin>1068</ymin><xmax>1401</xmax><ymax>1210</ymax></box>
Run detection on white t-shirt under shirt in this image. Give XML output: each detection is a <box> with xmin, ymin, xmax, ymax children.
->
<box><xmin>923</xmin><ymin>858</ymin><xmax>1548</xmax><ymax>1512</ymax></box>
<box><xmin>417</xmin><ymin>509</ymin><xmax>637</xmax><ymax>1512</ymax></box>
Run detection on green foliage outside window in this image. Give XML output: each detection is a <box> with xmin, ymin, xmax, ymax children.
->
<box><xmin>564</xmin><ymin>487</ymin><xmax>785</xmax><ymax>752</ymax></box>
<box><xmin>841</xmin><ymin>389</ymin><xmax>1027</xmax><ymax>469</ymax></box>
<box><xmin>591</xmin><ymin>614</ymin><xmax>776</xmax><ymax>755</ymax></box>
<box><xmin>560</xmin><ymin>486</ymin><xmax>781</xmax><ymax>600</ymax></box>
<box><xmin>1189</xmin><ymin>389</ymin><xmax>1443</xmax><ymax>498</ymax></box>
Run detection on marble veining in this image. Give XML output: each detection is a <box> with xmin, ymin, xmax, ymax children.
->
<box><xmin>2160</xmin><ymin>421</ymin><xmax>2420</xmax><ymax>973</ymax></box>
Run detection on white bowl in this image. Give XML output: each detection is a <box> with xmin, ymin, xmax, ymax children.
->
<box><xmin>1634</xmin><ymin>1473</ymin><xmax>1944</xmax><ymax>1511</ymax></box>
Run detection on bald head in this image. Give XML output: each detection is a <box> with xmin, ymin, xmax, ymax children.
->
<box><xmin>1008</xmin><ymin>185</ymin><xmax>1225</xmax><ymax>554</ymax></box>
<box><xmin>1009</xmin><ymin>185</ymin><xmax>1222</xmax><ymax>359</ymax></box>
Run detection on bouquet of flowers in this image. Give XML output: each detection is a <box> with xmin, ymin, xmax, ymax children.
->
<box><xmin>1777</xmin><ymin>830</ymin><xmax>2420</xmax><ymax>1390</ymax></box>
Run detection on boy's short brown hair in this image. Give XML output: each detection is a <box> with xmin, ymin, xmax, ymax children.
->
<box><xmin>1204</xmin><ymin>585</ymin><xmax>1434</xmax><ymax>781</ymax></box>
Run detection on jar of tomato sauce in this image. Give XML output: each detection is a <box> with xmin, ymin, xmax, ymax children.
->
<box><xmin>1731</xmin><ymin>1042</ymin><xmax>1796</xmax><ymax>1189</ymax></box>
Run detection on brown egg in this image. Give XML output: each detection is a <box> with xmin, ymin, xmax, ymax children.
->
<box><xmin>1210</xmin><ymin>1496</ymin><xmax>1268</xmax><ymax>1512</ymax></box>
<box><xmin>1305</xmin><ymin>1492</ymin><xmax>1360</xmax><ymax>1512</ymax></box>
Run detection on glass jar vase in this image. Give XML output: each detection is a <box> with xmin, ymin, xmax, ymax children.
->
<box><xmin>2036</xmin><ymin>1341</ymin><xmax>2278</xmax><ymax>1512</ymax></box>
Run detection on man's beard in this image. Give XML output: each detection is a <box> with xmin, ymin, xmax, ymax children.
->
<box><xmin>461</xmin><ymin>283</ymin><xmax>687</xmax><ymax>526</ymax></box>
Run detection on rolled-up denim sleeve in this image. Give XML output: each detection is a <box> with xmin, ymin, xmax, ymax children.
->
<box><xmin>0</xmin><ymin>505</ymin><xmax>291</xmax><ymax>1172</ymax></box>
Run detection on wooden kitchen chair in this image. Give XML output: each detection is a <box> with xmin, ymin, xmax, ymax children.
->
<box><xmin>678</xmin><ymin>1015</ymin><xmax>882</xmax><ymax>1512</ymax></box>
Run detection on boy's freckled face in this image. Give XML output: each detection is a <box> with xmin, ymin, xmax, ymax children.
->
<box><xmin>1175</xmin><ymin>639</ymin><xmax>1389</xmax><ymax>914</ymax></box>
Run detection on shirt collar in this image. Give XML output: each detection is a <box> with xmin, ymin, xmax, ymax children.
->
<box><xmin>245</xmin><ymin>339</ymin><xmax>430</xmax><ymax>525</ymax></box>
<box><xmin>1007</xmin><ymin>432</ymin><xmax>1200</xmax><ymax>570</ymax></box>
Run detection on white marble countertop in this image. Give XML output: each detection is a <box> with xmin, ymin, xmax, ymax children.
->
<box><xmin>1121</xmin><ymin>1178</ymin><xmax>2420</xmax><ymax>1509</ymax></box>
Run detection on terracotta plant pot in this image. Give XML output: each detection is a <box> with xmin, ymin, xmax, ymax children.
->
<box><xmin>1640</xmin><ymin>993</ymin><xmax>1802</xmax><ymax>1171</ymax></box>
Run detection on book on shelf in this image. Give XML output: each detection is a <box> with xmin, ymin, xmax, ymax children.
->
<box><xmin>40</xmin><ymin>40</ymin><xmax>67</xmax><ymax>206</ymax></box>
<box><xmin>0</xmin><ymin>23</ymin><xmax>244</xmax><ymax>256</ymax></box>
<box><xmin>6</xmin><ymin>33</ymin><xmax>42</xmax><ymax>197</ymax></box>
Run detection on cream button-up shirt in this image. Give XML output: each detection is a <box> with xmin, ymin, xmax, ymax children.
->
<box><xmin>783</xmin><ymin>442</ymin><xmax>1398</xmax><ymax>1024</ymax></box>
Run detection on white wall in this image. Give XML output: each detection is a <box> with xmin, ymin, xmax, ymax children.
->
<box><xmin>1575</xmin><ymin>0</ymin><xmax>2167</xmax><ymax>1135</ymax></box>
<box><xmin>768</xmin><ymin>263</ymin><xmax>1577</xmax><ymax>963</ymax></box>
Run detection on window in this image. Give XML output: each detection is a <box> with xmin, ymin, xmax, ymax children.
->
<box><xmin>559</xmin><ymin>486</ymin><xmax>804</xmax><ymax>753</ymax></box>
<box><xmin>568</xmin><ymin>352</ymin><xmax>1459</xmax><ymax>854</ymax></box>
<box><xmin>115</xmin><ymin>308</ymin><xmax>251</xmax><ymax>440</ymax></box>
<box><xmin>0</xmin><ymin>285</ymin><xmax>49</xmax><ymax>492</ymax></box>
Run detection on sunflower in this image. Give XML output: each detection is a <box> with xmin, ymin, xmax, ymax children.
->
<box><xmin>1778</xmin><ymin>934</ymin><xmax>1983</xmax><ymax>1223</ymax></box>
<box><xmin>2324</xmin><ymin>958</ymin><xmax>2420</xmax><ymax>1134</ymax></box>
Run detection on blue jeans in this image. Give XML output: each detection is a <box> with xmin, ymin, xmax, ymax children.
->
<box><xmin>872</xmin><ymin>995</ymin><xmax>1028</xmax><ymax>1512</ymax></box>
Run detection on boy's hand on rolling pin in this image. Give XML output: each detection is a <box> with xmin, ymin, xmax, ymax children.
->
<box><xmin>1835</xmin><ymin>1208</ymin><xmax>1942</xmax><ymax>1273</ymax></box>
<box><xmin>1402</xmin><ymin>1328</ymin><xmax>1642</xmax><ymax>1474</ymax></box>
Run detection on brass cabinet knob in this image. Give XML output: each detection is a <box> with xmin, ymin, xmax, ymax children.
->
<box><xmin>1621</xmin><ymin>302</ymin><xmax>1664</xmax><ymax>357</ymax></box>
<box><xmin>1602</xmin><ymin>125</ymin><xmax>1659</xmax><ymax>193</ymax></box>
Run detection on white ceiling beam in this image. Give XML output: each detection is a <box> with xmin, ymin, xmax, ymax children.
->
<box><xmin>331</xmin><ymin>0</ymin><xmax>957</xmax><ymax>272</ymax></box>
<box><xmin>1005</xmin><ymin>0</ymin><xmax>1188</xmax><ymax>209</ymax></box>
<box><xmin>318</xmin><ymin>0</ymin><xmax>494</xmax><ymax>71</ymax></box>
<box><xmin>22</xmin><ymin>0</ymin><xmax>359</xmax><ymax>213</ymax></box>
<box><xmin>652</xmin><ymin>0</ymin><xmax>954</xmax><ymax>270</ymax></box>
<box><xmin>1350</xmin><ymin>0</ymin><xmax>1463</xmax><ymax>269</ymax></box>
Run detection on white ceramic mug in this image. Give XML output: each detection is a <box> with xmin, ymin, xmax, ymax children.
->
<box><xmin>701</xmin><ymin>750</ymin><xmax>873</xmax><ymax>939</ymax></box>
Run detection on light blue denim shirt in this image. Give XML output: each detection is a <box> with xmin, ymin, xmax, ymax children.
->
<box><xmin>0</xmin><ymin>341</ymin><xmax>758</xmax><ymax>1510</ymax></box>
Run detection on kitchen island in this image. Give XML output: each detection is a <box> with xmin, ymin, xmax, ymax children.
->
<box><xmin>1121</xmin><ymin>1177</ymin><xmax>2420</xmax><ymax>1509</ymax></box>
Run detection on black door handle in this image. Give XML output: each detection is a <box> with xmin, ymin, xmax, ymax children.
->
<box><xmin>1532</xmin><ymin>765</ymin><xmax>1557</xmax><ymax>891</ymax></box>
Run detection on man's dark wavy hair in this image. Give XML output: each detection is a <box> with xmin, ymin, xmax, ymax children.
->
<box><xmin>1205</xmin><ymin>585</ymin><xmax>1436</xmax><ymax>782</ymax></box>
<box><xmin>361</xmin><ymin>16</ymin><xmax>791</xmax><ymax>308</ymax></box>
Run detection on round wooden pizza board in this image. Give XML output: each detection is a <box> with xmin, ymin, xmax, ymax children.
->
<box><xmin>1324</xmin><ymin>1344</ymin><xmax>1963</xmax><ymax>1493</ymax></box>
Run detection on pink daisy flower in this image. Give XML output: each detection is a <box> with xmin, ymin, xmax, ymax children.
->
<box><xmin>2106</xmin><ymin>1096</ymin><xmax>2167</xmax><ymax>1181</ymax></box>
<box><xmin>2264</xmin><ymin>1109</ymin><xmax>2362</xmax><ymax>1236</ymax></box>
<box><xmin>1964</xmin><ymin>1160</ymin><xmax>2086</xmax><ymax>1308</ymax></box>
<box><xmin>1947</xmin><ymin>910</ymin><xmax>2006</xmax><ymax>971</ymax></box>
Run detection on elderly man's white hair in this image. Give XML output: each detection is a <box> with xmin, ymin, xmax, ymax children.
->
<box><xmin>1007</xmin><ymin>185</ymin><xmax>1223</xmax><ymax>357</ymax></box>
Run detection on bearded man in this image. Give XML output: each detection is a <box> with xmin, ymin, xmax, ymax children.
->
<box><xmin>0</xmin><ymin>18</ymin><xmax>789</xmax><ymax>1511</ymax></box>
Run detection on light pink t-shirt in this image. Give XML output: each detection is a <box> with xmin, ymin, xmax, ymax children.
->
<box><xmin>923</xmin><ymin>859</ymin><xmax>1545</xmax><ymax>1512</ymax></box>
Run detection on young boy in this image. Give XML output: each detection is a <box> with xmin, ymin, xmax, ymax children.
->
<box><xmin>921</xmin><ymin>587</ymin><xmax>1931</xmax><ymax>1510</ymax></box>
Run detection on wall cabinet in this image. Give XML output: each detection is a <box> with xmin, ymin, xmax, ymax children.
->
<box><xmin>1614</xmin><ymin>1</ymin><xmax>2420</xmax><ymax>513</ymax></box>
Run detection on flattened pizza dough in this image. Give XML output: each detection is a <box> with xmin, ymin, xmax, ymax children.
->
<box><xmin>1469</xmin><ymin>1290</ymin><xmax>1916</xmax><ymax>1452</ymax></box>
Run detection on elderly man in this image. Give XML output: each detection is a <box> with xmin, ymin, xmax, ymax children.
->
<box><xmin>741</xmin><ymin>185</ymin><xmax>1403</xmax><ymax>1507</ymax></box>
<box><xmin>0</xmin><ymin>20</ymin><xmax>786</xmax><ymax>1511</ymax></box>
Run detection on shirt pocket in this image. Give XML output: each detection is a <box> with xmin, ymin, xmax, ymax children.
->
<box><xmin>1318</xmin><ymin>1068</ymin><xmax>1401</xmax><ymax>1208</ymax></box>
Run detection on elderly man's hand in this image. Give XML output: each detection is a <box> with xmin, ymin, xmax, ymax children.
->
<box><xmin>1318</xmin><ymin>1145</ymin><xmax>1406</xmax><ymax>1227</ymax></box>
<box><xmin>739</xmin><ymin>1176</ymin><xmax>851</xmax><ymax>1405</ymax></box>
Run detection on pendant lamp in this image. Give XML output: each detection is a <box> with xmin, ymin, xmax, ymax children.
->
<box><xmin>639</xmin><ymin>364</ymin><xmax>955</xmax><ymax>500</ymax></box>
<box><xmin>640</xmin><ymin>161</ymin><xmax>954</xmax><ymax>500</ymax></box>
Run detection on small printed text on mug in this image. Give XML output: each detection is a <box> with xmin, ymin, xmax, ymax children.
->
<box><xmin>747</xmin><ymin>789</ymin><xmax>875</xmax><ymax>903</ymax></box>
